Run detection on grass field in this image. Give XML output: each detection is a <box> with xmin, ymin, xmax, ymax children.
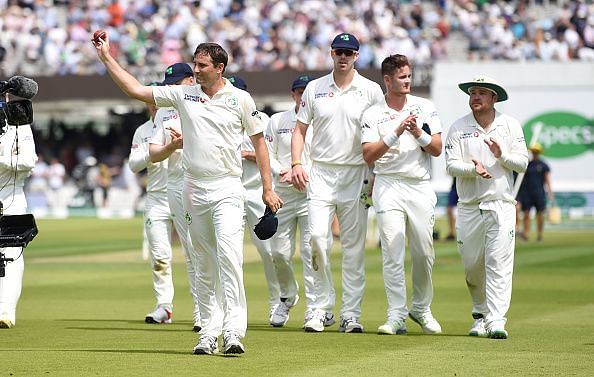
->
<box><xmin>2</xmin><ymin>217</ymin><xmax>593</xmax><ymax>376</ymax></box>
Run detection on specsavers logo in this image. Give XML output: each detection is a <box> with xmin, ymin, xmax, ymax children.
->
<box><xmin>523</xmin><ymin>111</ymin><xmax>593</xmax><ymax>158</ymax></box>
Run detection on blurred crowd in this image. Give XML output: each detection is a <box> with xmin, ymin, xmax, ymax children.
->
<box><xmin>25</xmin><ymin>118</ymin><xmax>143</xmax><ymax>215</ymax></box>
<box><xmin>1</xmin><ymin>0</ymin><xmax>594</xmax><ymax>79</ymax></box>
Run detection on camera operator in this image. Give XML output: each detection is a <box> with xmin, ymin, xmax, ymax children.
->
<box><xmin>0</xmin><ymin>91</ymin><xmax>37</xmax><ymax>329</ymax></box>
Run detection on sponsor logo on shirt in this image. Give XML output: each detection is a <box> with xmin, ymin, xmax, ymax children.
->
<box><xmin>314</xmin><ymin>92</ymin><xmax>335</xmax><ymax>99</ymax></box>
<box><xmin>265</xmin><ymin>135</ymin><xmax>273</xmax><ymax>142</ymax></box>
<box><xmin>162</xmin><ymin>114</ymin><xmax>179</xmax><ymax>122</ymax></box>
<box><xmin>184</xmin><ymin>94</ymin><xmax>200</xmax><ymax>102</ymax></box>
<box><xmin>459</xmin><ymin>132</ymin><xmax>476</xmax><ymax>140</ymax></box>
<box><xmin>252</xmin><ymin>110</ymin><xmax>262</xmax><ymax>120</ymax></box>
<box><xmin>277</xmin><ymin>128</ymin><xmax>294</xmax><ymax>134</ymax></box>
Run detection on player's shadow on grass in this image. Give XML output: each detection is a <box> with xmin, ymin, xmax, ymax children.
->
<box><xmin>80</xmin><ymin>349</ymin><xmax>243</xmax><ymax>358</ymax></box>
<box><xmin>65</xmin><ymin>326</ymin><xmax>196</xmax><ymax>332</ymax></box>
<box><xmin>247</xmin><ymin>322</ymin><xmax>468</xmax><ymax>337</ymax></box>
<box><xmin>247</xmin><ymin>323</ymin><xmax>306</xmax><ymax>333</ymax></box>
<box><xmin>59</xmin><ymin>319</ymin><xmax>198</xmax><ymax>332</ymax></box>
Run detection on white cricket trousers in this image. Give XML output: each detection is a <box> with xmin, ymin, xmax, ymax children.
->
<box><xmin>144</xmin><ymin>192</ymin><xmax>174</xmax><ymax>311</ymax></box>
<box><xmin>374</xmin><ymin>176</ymin><xmax>436</xmax><ymax>322</ymax></box>
<box><xmin>307</xmin><ymin>163</ymin><xmax>368</xmax><ymax>319</ymax></box>
<box><xmin>0</xmin><ymin>188</ymin><xmax>27</xmax><ymax>324</ymax></box>
<box><xmin>244</xmin><ymin>184</ymin><xmax>280</xmax><ymax>308</ymax></box>
<box><xmin>456</xmin><ymin>201</ymin><xmax>516</xmax><ymax>328</ymax></box>
<box><xmin>184</xmin><ymin>176</ymin><xmax>247</xmax><ymax>338</ymax></box>
<box><xmin>271</xmin><ymin>187</ymin><xmax>313</xmax><ymax>307</ymax></box>
<box><xmin>168</xmin><ymin>187</ymin><xmax>201</xmax><ymax>323</ymax></box>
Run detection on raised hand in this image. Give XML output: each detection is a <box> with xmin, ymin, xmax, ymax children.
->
<box><xmin>90</xmin><ymin>30</ymin><xmax>110</xmax><ymax>61</ymax></box>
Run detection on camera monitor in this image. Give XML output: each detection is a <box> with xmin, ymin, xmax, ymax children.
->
<box><xmin>0</xmin><ymin>214</ymin><xmax>38</xmax><ymax>248</ymax></box>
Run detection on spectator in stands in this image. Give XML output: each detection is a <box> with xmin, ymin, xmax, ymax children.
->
<box><xmin>5</xmin><ymin>0</ymin><xmax>592</xmax><ymax>78</ymax></box>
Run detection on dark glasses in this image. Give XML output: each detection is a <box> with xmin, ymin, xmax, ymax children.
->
<box><xmin>333</xmin><ymin>49</ymin><xmax>356</xmax><ymax>57</ymax></box>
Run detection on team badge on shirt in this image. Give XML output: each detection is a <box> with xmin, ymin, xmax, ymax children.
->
<box><xmin>226</xmin><ymin>96</ymin><xmax>239</xmax><ymax>109</ymax></box>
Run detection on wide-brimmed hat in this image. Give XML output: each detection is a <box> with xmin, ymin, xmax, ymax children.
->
<box><xmin>529</xmin><ymin>143</ymin><xmax>544</xmax><ymax>154</ymax></box>
<box><xmin>458</xmin><ymin>75</ymin><xmax>508</xmax><ymax>102</ymax></box>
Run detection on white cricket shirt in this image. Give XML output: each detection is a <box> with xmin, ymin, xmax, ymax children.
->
<box><xmin>129</xmin><ymin>119</ymin><xmax>168</xmax><ymax>193</ymax></box>
<box><xmin>241</xmin><ymin>112</ymin><xmax>270</xmax><ymax>189</ymax></box>
<box><xmin>152</xmin><ymin>79</ymin><xmax>262</xmax><ymax>180</ymax></box>
<box><xmin>267</xmin><ymin>109</ymin><xmax>312</xmax><ymax>190</ymax></box>
<box><xmin>361</xmin><ymin>94</ymin><xmax>442</xmax><ymax>180</ymax></box>
<box><xmin>151</xmin><ymin>107</ymin><xmax>184</xmax><ymax>189</ymax></box>
<box><xmin>296</xmin><ymin>71</ymin><xmax>384</xmax><ymax>165</ymax></box>
<box><xmin>445</xmin><ymin>111</ymin><xmax>528</xmax><ymax>205</ymax></box>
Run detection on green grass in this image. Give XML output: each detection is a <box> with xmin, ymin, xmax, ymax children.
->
<box><xmin>2</xmin><ymin>218</ymin><xmax>594</xmax><ymax>376</ymax></box>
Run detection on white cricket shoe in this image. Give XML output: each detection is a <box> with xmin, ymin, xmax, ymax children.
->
<box><xmin>193</xmin><ymin>335</ymin><xmax>219</xmax><ymax>355</ymax></box>
<box><xmin>469</xmin><ymin>317</ymin><xmax>487</xmax><ymax>337</ymax></box>
<box><xmin>269</xmin><ymin>303</ymin><xmax>280</xmax><ymax>323</ymax></box>
<box><xmin>222</xmin><ymin>331</ymin><xmax>245</xmax><ymax>354</ymax></box>
<box><xmin>304</xmin><ymin>309</ymin><xmax>326</xmax><ymax>332</ymax></box>
<box><xmin>487</xmin><ymin>328</ymin><xmax>509</xmax><ymax>339</ymax></box>
<box><xmin>270</xmin><ymin>295</ymin><xmax>299</xmax><ymax>327</ymax></box>
<box><xmin>486</xmin><ymin>319</ymin><xmax>508</xmax><ymax>339</ymax></box>
<box><xmin>145</xmin><ymin>306</ymin><xmax>172</xmax><ymax>324</ymax></box>
<box><xmin>338</xmin><ymin>317</ymin><xmax>364</xmax><ymax>333</ymax></box>
<box><xmin>0</xmin><ymin>319</ymin><xmax>14</xmax><ymax>329</ymax></box>
<box><xmin>377</xmin><ymin>320</ymin><xmax>407</xmax><ymax>335</ymax></box>
<box><xmin>408</xmin><ymin>311</ymin><xmax>442</xmax><ymax>334</ymax></box>
<box><xmin>304</xmin><ymin>310</ymin><xmax>336</xmax><ymax>328</ymax></box>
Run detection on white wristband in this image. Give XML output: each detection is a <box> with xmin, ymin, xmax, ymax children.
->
<box><xmin>382</xmin><ymin>132</ymin><xmax>399</xmax><ymax>147</ymax></box>
<box><xmin>417</xmin><ymin>132</ymin><xmax>432</xmax><ymax>147</ymax></box>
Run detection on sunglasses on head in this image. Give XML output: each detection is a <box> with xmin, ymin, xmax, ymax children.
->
<box><xmin>333</xmin><ymin>49</ymin><xmax>356</xmax><ymax>57</ymax></box>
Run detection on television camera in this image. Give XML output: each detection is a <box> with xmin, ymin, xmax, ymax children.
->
<box><xmin>0</xmin><ymin>75</ymin><xmax>38</xmax><ymax>134</ymax></box>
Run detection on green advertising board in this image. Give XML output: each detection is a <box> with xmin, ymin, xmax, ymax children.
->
<box><xmin>523</xmin><ymin>112</ymin><xmax>593</xmax><ymax>158</ymax></box>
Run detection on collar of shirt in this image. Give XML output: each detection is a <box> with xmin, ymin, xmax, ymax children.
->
<box><xmin>468</xmin><ymin>110</ymin><xmax>505</xmax><ymax>134</ymax></box>
<box><xmin>329</xmin><ymin>70</ymin><xmax>363</xmax><ymax>92</ymax></box>
<box><xmin>379</xmin><ymin>94</ymin><xmax>414</xmax><ymax>115</ymax></box>
<box><xmin>196</xmin><ymin>78</ymin><xmax>236</xmax><ymax>99</ymax></box>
